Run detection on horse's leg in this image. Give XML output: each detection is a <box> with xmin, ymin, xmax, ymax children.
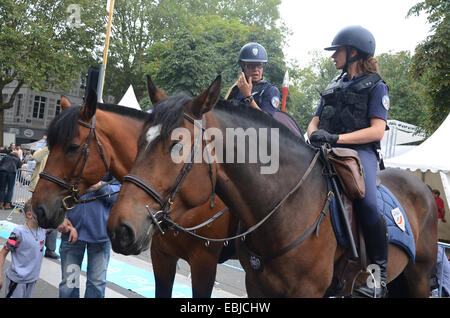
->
<box><xmin>189</xmin><ymin>246</ymin><xmax>220</xmax><ymax>298</ymax></box>
<box><xmin>401</xmin><ymin>228</ymin><xmax>437</xmax><ymax>297</ymax></box>
<box><xmin>151</xmin><ymin>243</ymin><xmax>178</xmax><ymax>298</ymax></box>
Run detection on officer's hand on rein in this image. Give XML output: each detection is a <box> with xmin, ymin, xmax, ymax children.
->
<box><xmin>309</xmin><ymin>129</ymin><xmax>339</xmax><ymax>148</ymax></box>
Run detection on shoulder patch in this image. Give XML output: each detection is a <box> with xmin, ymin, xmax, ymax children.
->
<box><xmin>271</xmin><ymin>96</ymin><xmax>280</xmax><ymax>108</ymax></box>
<box><xmin>382</xmin><ymin>95</ymin><xmax>390</xmax><ymax>110</ymax></box>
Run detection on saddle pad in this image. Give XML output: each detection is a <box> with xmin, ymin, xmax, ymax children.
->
<box><xmin>329</xmin><ymin>180</ymin><xmax>416</xmax><ymax>263</ymax></box>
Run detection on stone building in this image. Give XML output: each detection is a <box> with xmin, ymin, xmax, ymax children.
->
<box><xmin>2</xmin><ymin>80</ymin><xmax>113</xmax><ymax>145</ymax></box>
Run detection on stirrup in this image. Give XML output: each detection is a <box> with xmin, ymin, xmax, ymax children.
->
<box><xmin>351</xmin><ymin>268</ymin><xmax>386</xmax><ymax>298</ymax></box>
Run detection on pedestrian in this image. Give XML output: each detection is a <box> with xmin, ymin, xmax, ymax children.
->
<box><xmin>307</xmin><ymin>25</ymin><xmax>390</xmax><ymax>298</ymax></box>
<box><xmin>0</xmin><ymin>199</ymin><xmax>46</xmax><ymax>298</ymax></box>
<box><xmin>16</xmin><ymin>145</ymin><xmax>23</xmax><ymax>161</ymax></box>
<box><xmin>57</xmin><ymin>178</ymin><xmax>120</xmax><ymax>298</ymax></box>
<box><xmin>226</xmin><ymin>42</ymin><xmax>281</xmax><ymax>116</ymax></box>
<box><xmin>0</xmin><ymin>150</ymin><xmax>22</xmax><ymax>209</ymax></box>
<box><xmin>433</xmin><ymin>189</ymin><xmax>447</xmax><ymax>223</ymax></box>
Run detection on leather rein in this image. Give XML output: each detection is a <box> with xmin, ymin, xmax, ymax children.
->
<box><xmin>39</xmin><ymin>115</ymin><xmax>110</xmax><ymax>210</ymax></box>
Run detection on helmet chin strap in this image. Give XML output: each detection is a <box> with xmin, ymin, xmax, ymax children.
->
<box><xmin>343</xmin><ymin>46</ymin><xmax>365</xmax><ymax>75</ymax></box>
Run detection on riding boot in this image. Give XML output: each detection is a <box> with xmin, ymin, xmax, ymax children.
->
<box><xmin>354</xmin><ymin>216</ymin><xmax>388</xmax><ymax>298</ymax></box>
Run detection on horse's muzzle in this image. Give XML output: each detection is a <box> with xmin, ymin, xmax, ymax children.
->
<box><xmin>108</xmin><ymin>220</ymin><xmax>153</xmax><ymax>255</ymax></box>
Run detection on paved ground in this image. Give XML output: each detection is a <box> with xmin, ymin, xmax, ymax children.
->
<box><xmin>0</xmin><ymin>207</ymin><xmax>246</xmax><ymax>298</ymax></box>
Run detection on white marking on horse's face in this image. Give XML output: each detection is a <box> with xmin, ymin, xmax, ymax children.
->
<box><xmin>146</xmin><ymin>124</ymin><xmax>161</xmax><ymax>148</ymax></box>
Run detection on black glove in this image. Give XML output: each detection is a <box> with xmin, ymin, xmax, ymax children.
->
<box><xmin>309</xmin><ymin>129</ymin><xmax>339</xmax><ymax>148</ymax></box>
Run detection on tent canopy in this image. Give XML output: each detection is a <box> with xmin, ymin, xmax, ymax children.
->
<box><xmin>385</xmin><ymin>114</ymin><xmax>450</xmax><ymax>242</ymax></box>
<box><xmin>118</xmin><ymin>85</ymin><xmax>141</xmax><ymax>110</ymax></box>
<box><xmin>21</xmin><ymin>136</ymin><xmax>47</xmax><ymax>150</ymax></box>
<box><xmin>385</xmin><ymin>115</ymin><xmax>450</xmax><ymax>173</ymax></box>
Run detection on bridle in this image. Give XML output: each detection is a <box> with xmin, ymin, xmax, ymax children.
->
<box><xmin>122</xmin><ymin>113</ymin><xmax>218</xmax><ymax>234</ymax></box>
<box><xmin>39</xmin><ymin>115</ymin><xmax>109</xmax><ymax>210</ymax></box>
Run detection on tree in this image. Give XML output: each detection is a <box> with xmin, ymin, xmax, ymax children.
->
<box><xmin>377</xmin><ymin>51</ymin><xmax>430</xmax><ymax>127</ymax></box>
<box><xmin>408</xmin><ymin>0</ymin><xmax>449</xmax><ymax>134</ymax></box>
<box><xmin>0</xmin><ymin>0</ymin><xmax>105</xmax><ymax>141</ymax></box>
<box><xmin>104</xmin><ymin>0</ymin><xmax>286</xmax><ymax>102</ymax></box>
<box><xmin>284</xmin><ymin>51</ymin><xmax>339</xmax><ymax>131</ymax></box>
<box><xmin>142</xmin><ymin>14</ymin><xmax>287</xmax><ymax>100</ymax></box>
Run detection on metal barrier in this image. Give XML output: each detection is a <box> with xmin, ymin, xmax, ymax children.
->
<box><xmin>437</xmin><ymin>241</ymin><xmax>450</xmax><ymax>297</ymax></box>
<box><xmin>7</xmin><ymin>168</ymin><xmax>33</xmax><ymax>219</ymax></box>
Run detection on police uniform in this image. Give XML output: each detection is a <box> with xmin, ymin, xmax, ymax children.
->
<box><xmin>315</xmin><ymin>72</ymin><xmax>390</xmax><ymax>227</ymax></box>
<box><xmin>227</xmin><ymin>80</ymin><xmax>281</xmax><ymax>116</ymax></box>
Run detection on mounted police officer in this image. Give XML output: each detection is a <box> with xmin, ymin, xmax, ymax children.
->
<box><xmin>307</xmin><ymin>25</ymin><xmax>390</xmax><ymax>298</ymax></box>
<box><xmin>226</xmin><ymin>42</ymin><xmax>281</xmax><ymax>116</ymax></box>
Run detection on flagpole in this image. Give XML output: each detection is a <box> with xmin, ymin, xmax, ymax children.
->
<box><xmin>281</xmin><ymin>70</ymin><xmax>289</xmax><ymax>112</ymax></box>
<box><xmin>99</xmin><ymin>0</ymin><xmax>115</xmax><ymax>102</ymax></box>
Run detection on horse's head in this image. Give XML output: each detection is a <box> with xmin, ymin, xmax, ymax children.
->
<box><xmin>107</xmin><ymin>76</ymin><xmax>222</xmax><ymax>255</ymax></box>
<box><xmin>32</xmin><ymin>90</ymin><xmax>111</xmax><ymax>228</ymax></box>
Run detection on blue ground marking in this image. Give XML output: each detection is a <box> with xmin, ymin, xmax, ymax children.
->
<box><xmin>0</xmin><ymin>220</ymin><xmax>193</xmax><ymax>298</ymax></box>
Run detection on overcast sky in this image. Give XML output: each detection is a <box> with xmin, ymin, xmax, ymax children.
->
<box><xmin>279</xmin><ymin>0</ymin><xmax>431</xmax><ymax>66</ymax></box>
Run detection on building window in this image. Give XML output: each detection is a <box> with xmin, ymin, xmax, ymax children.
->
<box><xmin>16</xmin><ymin>94</ymin><xmax>23</xmax><ymax>116</ymax></box>
<box><xmin>56</xmin><ymin>99</ymin><xmax>61</xmax><ymax>116</ymax></box>
<box><xmin>33</xmin><ymin>96</ymin><xmax>46</xmax><ymax>119</ymax></box>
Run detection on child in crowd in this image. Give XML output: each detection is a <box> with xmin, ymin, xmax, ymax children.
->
<box><xmin>0</xmin><ymin>199</ymin><xmax>46</xmax><ymax>297</ymax></box>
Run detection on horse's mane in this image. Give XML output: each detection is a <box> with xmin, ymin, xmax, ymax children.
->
<box><xmin>144</xmin><ymin>93</ymin><xmax>192</xmax><ymax>142</ymax></box>
<box><xmin>47</xmin><ymin>103</ymin><xmax>151</xmax><ymax>150</ymax></box>
<box><xmin>47</xmin><ymin>106</ymin><xmax>82</xmax><ymax>150</ymax></box>
<box><xmin>214</xmin><ymin>100</ymin><xmax>307</xmax><ymax>146</ymax></box>
<box><xmin>143</xmin><ymin>92</ymin><xmax>310</xmax><ymax>149</ymax></box>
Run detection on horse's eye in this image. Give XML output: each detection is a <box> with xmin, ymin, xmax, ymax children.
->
<box><xmin>66</xmin><ymin>144</ymin><xmax>80</xmax><ymax>154</ymax></box>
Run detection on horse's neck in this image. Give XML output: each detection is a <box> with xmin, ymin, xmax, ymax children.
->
<box><xmin>96</xmin><ymin>110</ymin><xmax>145</xmax><ymax>180</ymax></box>
<box><xmin>212</xmin><ymin>109</ymin><xmax>316</xmax><ymax>225</ymax></box>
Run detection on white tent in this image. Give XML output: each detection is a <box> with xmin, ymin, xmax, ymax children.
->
<box><xmin>385</xmin><ymin>114</ymin><xmax>450</xmax><ymax>242</ymax></box>
<box><xmin>118</xmin><ymin>85</ymin><xmax>141</xmax><ymax>110</ymax></box>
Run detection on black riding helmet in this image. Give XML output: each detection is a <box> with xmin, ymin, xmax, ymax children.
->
<box><xmin>325</xmin><ymin>25</ymin><xmax>376</xmax><ymax>71</ymax></box>
<box><xmin>238</xmin><ymin>42</ymin><xmax>268</xmax><ymax>70</ymax></box>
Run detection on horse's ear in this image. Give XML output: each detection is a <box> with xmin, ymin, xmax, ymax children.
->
<box><xmin>60</xmin><ymin>96</ymin><xmax>71</xmax><ymax>110</ymax></box>
<box><xmin>80</xmin><ymin>89</ymin><xmax>98</xmax><ymax>121</ymax></box>
<box><xmin>146</xmin><ymin>75</ymin><xmax>167</xmax><ymax>106</ymax></box>
<box><xmin>190</xmin><ymin>75</ymin><xmax>222</xmax><ymax>118</ymax></box>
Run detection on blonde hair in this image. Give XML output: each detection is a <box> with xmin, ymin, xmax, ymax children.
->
<box><xmin>25</xmin><ymin>199</ymin><xmax>32</xmax><ymax>213</ymax></box>
<box><xmin>11</xmin><ymin>150</ymin><xmax>20</xmax><ymax>157</ymax></box>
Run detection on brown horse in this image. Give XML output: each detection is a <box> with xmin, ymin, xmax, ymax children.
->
<box><xmin>108</xmin><ymin>75</ymin><xmax>437</xmax><ymax>297</ymax></box>
<box><xmin>31</xmin><ymin>82</ymin><xmax>237</xmax><ymax>298</ymax></box>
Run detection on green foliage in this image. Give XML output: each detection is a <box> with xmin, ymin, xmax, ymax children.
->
<box><xmin>377</xmin><ymin>51</ymin><xmax>429</xmax><ymax>127</ymax></box>
<box><xmin>104</xmin><ymin>0</ymin><xmax>286</xmax><ymax>104</ymax></box>
<box><xmin>0</xmin><ymin>0</ymin><xmax>106</xmax><ymax>106</ymax></box>
<box><xmin>284</xmin><ymin>51</ymin><xmax>339</xmax><ymax>131</ymax></box>
<box><xmin>408</xmin><ymin>0</ymin><xmax>450</xmax><ymax>134</ymax></box>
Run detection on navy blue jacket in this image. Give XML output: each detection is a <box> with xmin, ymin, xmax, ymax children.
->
<box><xmin>63</xmin><ymin>181</ymin><xmax>121</xmax><ymax>243</ymax></box>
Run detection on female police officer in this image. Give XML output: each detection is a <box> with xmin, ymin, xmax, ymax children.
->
<box><xmin>226</xmin><ymin>42</ymin><xmax>281</xmax><ymax>116</ymax></box>
<box><xmin>307</xmin><ymin>26</ymin><xmax>390</xmax><ymax>298</ymax></box>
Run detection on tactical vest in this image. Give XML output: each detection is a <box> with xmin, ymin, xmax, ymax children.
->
<box><xmin>318</xmin><ymin>73</ymin><xmax>382</xmax><ymax>135</ymax></box>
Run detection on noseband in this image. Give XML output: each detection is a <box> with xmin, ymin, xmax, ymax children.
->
<box><xmin>39</xmin><ymin>115</ymin><xmax>109</xmax><ymax>210</ymax></box>
<box><xmin>123</xmin><ymin>113</ymin><xmax>216</xmax><ymax>233</ymax></box>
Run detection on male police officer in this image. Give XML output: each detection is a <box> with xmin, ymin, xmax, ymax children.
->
<box><xmin>227</xmin><ymin>42</ymin><xmax>280</xmax><ymax>116</ymax></box>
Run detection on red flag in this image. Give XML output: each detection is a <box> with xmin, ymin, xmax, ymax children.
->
<box><xmin>281</xmin><ymin>70</ymin><xmax>289</xmax><ymax>111</ymax></box>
